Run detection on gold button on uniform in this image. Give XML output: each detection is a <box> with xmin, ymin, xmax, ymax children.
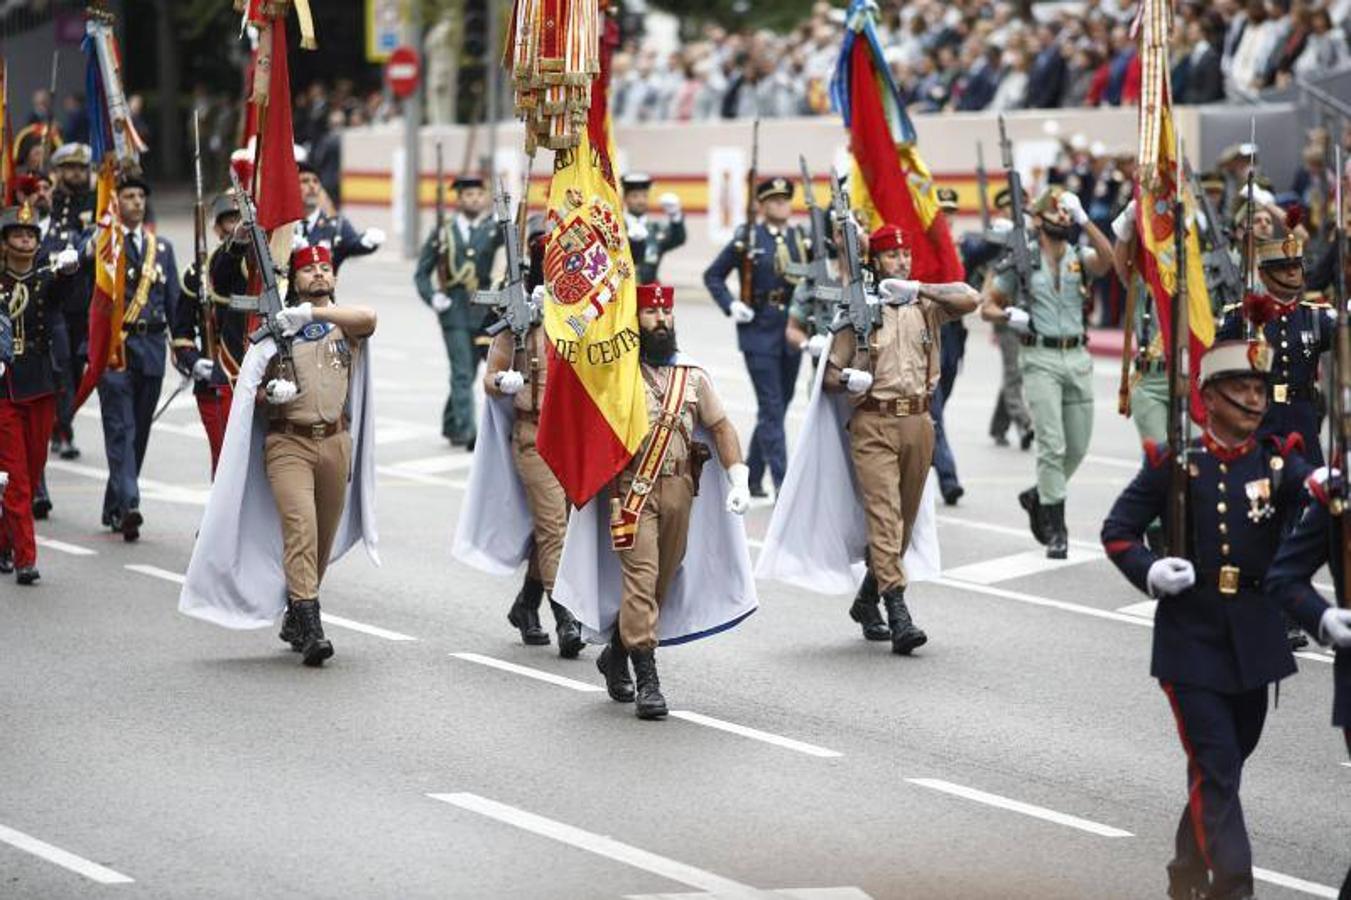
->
<box><xmin>1221</xmin><ymin>543</ymin><xmax>1231</xmax><ymax>555</ymax></box>
<box><xmin>1219</xmin><ymin>522</ymin><xmax>1228</xmax><ymax>534</ymax></box>
<box><xmin>1218</xmin><ymin>482</ymin><xmax>1226</xmax><ymax>492</ymax></box>
<box><xmin>1218</xmin><ymin>501</ymin><xmax>1228</xmax><ymax>514</ymax></box>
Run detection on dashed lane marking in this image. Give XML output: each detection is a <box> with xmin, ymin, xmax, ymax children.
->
<box><xmin>124</xmin><ymin>564</ymin><xmax>186</xmax><ymax>584</ymax></box>
<box><xmin>940</xmin><ymin>547</ymin><xmax>1100</xmax><ymax>585</ymax></box>
<box><xmin>46</xmin><ymin>460</ymin><xmax>210</xmax><ymax>506</ymax></box>
<box><xmin>668</xmin><ymin>711</ymin><xmax>843</xmax><ymax>759</ymax></box>
<box><xmin>35</xmin><ymin>537</ymin><xmax>97</xmax><ymax>556</ymax></box>
<box><xmin>451</xmin><ymin>652</ymin><xmax>604</xmax><ymax>692</ymax></box>
<box><xmin>0</xmin><ymin>822</ymin><xmax>134</xmax><ymax>884</ymax></box>
<box><xmin>934</xmin><ymin>515</ymin><xmax>1104</xmax><ymax>552</ymax></box>
<box><xmin>1251</xmin><ymin>867</ymin><xmax>1340</xmax><ymax>898</ymax></box>
<box><xmin>1116</xmin><ymin>600</ymin><xmax>1158</xmax><ymax>619</ymax></box>
<box><xmin>905</xmin><ymin>778</ymin><xmax>1133</xmax><ymax>838</ymax></box>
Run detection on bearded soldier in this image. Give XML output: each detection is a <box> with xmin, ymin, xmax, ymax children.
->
<box><xmin>621</xmin><ymin>173</ymin><xmax>686</xmax><ymax>284</ymax></box>
<box><xmin>980</xmin><ymin>186</ymin><xmax>1115</xmax><ymax>559</ymax></box>
<box><xmin>554</xmin><ymin>284</ymin><xmax>756</xmax><ymax>719</ymax></box>
<box><xmin>414</xmin><ymin>175</ymin><xmax>504</xmax><ymax>449</ymax></box>
<box><xmin>0</xmin><ymin>203</ymin><xmax>81</xmax><ymax>584</ymax></box>
<box><xmin>294</xmin><ymin>160</ymin><xmax>385</xmax><ymax>271</ymax></box>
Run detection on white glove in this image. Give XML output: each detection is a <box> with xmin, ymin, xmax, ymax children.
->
<box><xmin>626</xmin><ymin>217</ymin><xmax>648</xmax><ymax>241</ymax></box>
<box><xmin>530</xmin><ymin>285</ymin><xmax>548</xmax><ymax>306</ymax></box>
<box><xmin>1005</xmin><ymin>307</ymin><xmax>1032</xmax><ymax>334</ymax></box>
<box><xmin>0</xmin><ymin>361</ymin><xmax>6</xmax><ymax>378</ymax></box>
<box><xmin>1059</xmin><ymin>191</ymin><xmax>1089</xmax><ymax>226</ymax></box>
<box><xmin>879</xmin><ymin>278</ymin><xmax>921</xmax><ymax>306</ymax></box>
<box><xmin>0</xmin><ymin>470</ymin><xmax>7</xmax><ymax>489</ymax></box>
<box><xmin>659</xmin><ymin>192</ymin><xmax>681</xmax><ymax>217</ymax></box>
<box><xmin>496</xmin><ymin>370</ymin><xmax>525</xmax><ymax>395</ymax></box>
<box><xmin>275</xmin><ymin>302</ymin><xmax>314</xmax><ymax>337</ymax></box>
<box><xmin>1147</xmin><ymin>557</ymin><xmax>1196</xmax><ymax>598</ymax></box>
<box><xmin>990</xmin><ymin>217</ymin><xmax>1014</xmax><ymax>234</ymax></box>
<box><xmin>360</xmin><ymin>227</ymin><xmax>386</xmax><ymax>249</ymax></box>
<box><xmin>729</xmin><ymin>300</ymin><xmax>756</xmax><ymax>324</ymax></box>
<box><xmin>1319</xmin><ymin>607</ymin><xmax>1351</xmax><ymax>647</ymax></box>
<box><xmin>1111</xmin><ymin>200</ymin><xmax>1137</xmax><ymax>241</ymax></box>
<box><xmin>841</xmin><ymin>367</ymin><xmax>873</xmax><ymax>394</ymax></box>
<box><xmin>54</xmin><ymin>247</ymin><xmax>80</xmax><ymax>273</ymax></box>
<box><xmin>191</xmin><ymin>358</ymin><xmax>215</xmax><ymax>382</ymax></box>
<box><xmin>431</xmin><ymin>291</ymin><xmax>452</xmax><ymax>313</ymax></box>
<box><xmin>264</xmin><ymin>378</ymin><xmax>298</xmax><ymax>405</ymax></box>
<box><xmin>725</xmin><ymin>462</ymin><xmax>751</xmax><ymax>515</ymax></box>
<box><xmin>805</xmin><ymin>334</ymin><xmax>829</xmax><ymax>359</ymax></box>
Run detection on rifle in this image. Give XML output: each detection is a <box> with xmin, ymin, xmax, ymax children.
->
<box><xmin>38</xmin><ymin>52</ymin><xmax>57</xmax><ymax>170</ymax></box>
<box><xmin>471</xmin><ymin>181</ymin><xmax>534</xmax><ymax>355</ymax></box>
<box><xmin>990</xmin><ymin>116</ymin><xmax>1036</xmax><ymax>310</ymax></box>
<box><xmin>975</xmin><ymin>142</ymin><xmax>992</xmax><ymax>233</ymax></box>
<box><xmin>435</xmin><ymin>141</ymin><xmax>450</xmax><ymax>292</ymax></box>
<box><xmin>226</xmin><ymin>165</ymin><xmax>293</xmax><ymax>376</ymax></box>
<box><xmin>1165</xmin><ymin>137</ymin><xmax>1191</xmax><ymax>558</ymax></box>
<box><xmin>191</xmin><ymin>111</ymin><xmax>217</xmax><ymax>367</ymax></box>
<box><xmin>1328</xmin><ymin>145</ymin><xmax>1351</xmax><ymax>608</ymax></box>
<box><xmin>1187</xmin><ymin>164</ymin><xmax>1242</xmax><ymax>315</ymax></box>
<box><xmin>738</xmin><ymin>117</ymin><xmax>760</xmax><ymax>306</ymax></box>
<box><xmin>783</xmin><ymin>155</ymin><xmax>842</xmax><ymax>335</ymax></box>
<box><xmin>1241</xmin><ymin>120</ymin><xmax>1257</xmax><ymax>340</ymax></box>
<box><xmin>827</xmin><ymin>172</ymin><xmax>873</xmax><ymax>352</ymax></box>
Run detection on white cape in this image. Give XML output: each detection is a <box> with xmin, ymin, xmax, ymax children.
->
<box><xmin>452</xmin><ymin>395</ymin><xmax>533</xmax><ymax>574</ymax></box>
<box><xmin>178</xmin><ymin>336</ymin><xmax>380</xmax><ymax>629</ymax></box>
<box><xmin>755</xmin><ymin>334</ymin><xmax>940</xmax><ymax>595</ymax></box>
<box><xmin>553</xmin><ymin>363</ymin><xmax>758</xmax><ymax>645</ymax></box>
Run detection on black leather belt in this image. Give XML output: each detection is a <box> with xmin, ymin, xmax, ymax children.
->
<box><xmin>268</xmin><ymin>420</ymin><xmax>348</xmax><ymax>439</ymax></box>
<box><xmin>122</xmin><ymin>321</ymin><xmax>166</xmax><ymax>335</ymax></box>
<box><xmin>857</xmin><ymin>395</ymin><xmax>931</xmax><ymax>416</ymax></box>
<box><xmin>1134</xmin><ymin>358</ymin><xmax>1166</xmax><ymax>375</ymax></box>
<box><xmin>1021</xmin><ymin>334</ymin><xmax>1084</xmax><ymax>349</ymax></box>
<box><xmin>753</xmin><ymin>289</ymin><xmax>788</xmax><ymax>309</ymax></box>
<box><xmin>1198</xmin><ymin>567</ymin><xmax>1262</xmax><ymax>595</ymax></box>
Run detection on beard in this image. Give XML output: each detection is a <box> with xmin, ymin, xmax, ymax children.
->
<box><xmin>1040</xmin><ymin>221</ymin><xmax>1074</xmax><ymax>242</ymax></box>
<box><xmin>639</xmin><ymin>325</ymin><xmax>678</xmax><ymax>365</ymax></box>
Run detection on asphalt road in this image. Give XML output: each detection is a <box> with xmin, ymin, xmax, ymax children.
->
<box><xmin>1</xmin><ymin>204</ymin><xmax>1346</xmax><ymax>900</ymax></box>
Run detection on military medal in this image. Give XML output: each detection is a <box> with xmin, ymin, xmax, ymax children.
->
<box><xmin>1245</xmin><ymin>477</ymin><xmax>1274</xmax><ymax>523</ymax></box>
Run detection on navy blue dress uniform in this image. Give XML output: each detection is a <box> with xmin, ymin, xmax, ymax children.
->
<box><xmin>97</xmin><ymin>176</ymin><xmax>181</xmax><ymax>541</ymax></box>
<box><xmin>931</xmin><ymin>187</ymin><xmax>965</xmax><ymax>505</ymax></box>
<box><xmin>294</xmin><ymin>162</ymin><xmax>382</xmax><ymax>272</ymax></box>
<box><xmin>621</xmin><ymin>173</ymin><xmax>687</xmax><ymax>285</ymax></box>
<box><xmin>701</xmin><ymin>176</ymin><xmax>807</xmax><ymax>492</ymax></box>
<box><xmin>1100</xmin><ymin>341</ymin><xmax>1310</xmax><ymax>900</ymax></box>
<box><xmin>48</xmin><ymin>145</ymin><xmax>98</xmax><ymax>459</ymax></box>
<box><xmin>1216</xmin><ymin>236</ymin><xmax>1331</xmax><ymax>465</ymax></box>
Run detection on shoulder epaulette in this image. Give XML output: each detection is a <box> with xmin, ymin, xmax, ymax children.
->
<box><xmin>1143</xmin><ymin>439</ymin><xmax>1172</xmax><ymax>469</ymax></box>
<box><xmin>1267</xmin><ymin>432</ymin><xmax>1304</xmax><ymax>459</ymax></box>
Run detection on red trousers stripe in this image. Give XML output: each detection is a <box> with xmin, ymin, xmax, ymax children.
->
<box><xmin>0</xmin><ymin>394</ymin><xmax>57</xmax><ymax>567</ymax></box>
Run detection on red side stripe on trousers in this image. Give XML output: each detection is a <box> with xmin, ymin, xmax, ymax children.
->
<box><xmin>1161</xmin><ymin>680</ymin><xmax>1213</xmax><ymax>871</ymax></box>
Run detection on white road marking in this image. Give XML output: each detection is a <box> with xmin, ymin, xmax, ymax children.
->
<box><xmin>35</xmin><ymin>537</ymin><xmax>97</xmax><ymax>556</ymax></box>
<box><xmin>0</xmin><ymin>822</ymin><xmax>134</xmax><ymax>884</ymax></box>
<box><xmin>1116</xmin><ymin>600</ymin><xmax>1158</xmax><ymax>619</ymax></box>
<box><xmin>428</xmin><ymin>793</ymin><xmax>761</xmax><ymax>897</ymax></box>
<box><xmin>451</xmin><ymin>652</ymin><xmax>604</xmax><ymax>692</ymax></box>
<box><xmin>374</xmin><ymin>465</ymin><xmax>463</xmax><ymax>488</ymax></box>
<box><xmin>627</xmin><ymin>889</ymin><xmax>872</xmax><ymax>899</ymax></box>
<box><xmin>1085</xmin><ymin>454</ymin><xmax>1141</xmax><ymax>470</ymax></box>
<box><xmin>1252</xmin><ymin>867</ymin><xmax>1340</xmax><ymax>898</ymax></box>
<box><xmin>935</xmin><ymin>515</ymin><xmax>1104</xmax><ymax>552</ymax></box>
<box><xmin>668</xmin><ymin>711</ymin><xmax>843</xmax><ymax>759</ymax></box>
<box><xmin>905</xmin><ymin>778</ymin><xmax>1133</xmax><ymax>838</ymax></box>
<box><xmin>373</xmin><ymin>417</ymin><xmax>442</xmax><ymax>446</ymax></box>
<box><xmin>124</xmin><ymin>566</ymin><xmax>416</xmax><ymax>640</ymax></box>
<box><xmin>941</xmin><ymin>548</ymin><xmax>1099</xmax><ymax>585</ymax></box>
<box><xmin>46</xmin><ymin>460</ymin><xmax>210</xmax><ymax>506</ymax></box>
<box><xmin>386</xmin><ymin>454</ymin><xmax>475</xmax><ymax>475</ymax></box>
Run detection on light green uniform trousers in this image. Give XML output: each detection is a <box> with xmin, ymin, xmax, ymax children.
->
<box><xmin>1020</xmin><ymin>345</ymin><xmax>1094</xmax><ymax>505</ymax></box>
<box><xmin>1129</xmin><ymin>370</ymin><xmax>1169</xmax><ymax>445</ymax></box>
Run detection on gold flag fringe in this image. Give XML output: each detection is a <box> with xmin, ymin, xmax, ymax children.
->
<box><xmin>507</xmin><ymin>0</ymin><xmax>600</xmax><ymax>155</ymax></box>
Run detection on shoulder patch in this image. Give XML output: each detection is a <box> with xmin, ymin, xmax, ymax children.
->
<box><xmin>1268</xmin><ymin>433</ymin><xmax>1304</xmax><ymax>459</ymax></box>
<box><xmin>1143</xmin><ymin>439</ymin><xmax>1172</xmax><ymax>469</ymax></box>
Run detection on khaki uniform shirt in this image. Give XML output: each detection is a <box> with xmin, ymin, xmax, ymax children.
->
<box><xmin>629</xmin><ymin>363</ymin><xmax>726</xmax><ymax>467</ymax></box>
<box><xmin>268</xmin><ymin>324</ymin><xmax>357</xmax><ymax>427</ymax></box>
<box><xmin>488</xmin><ymin>326</ymin><xmax>549</xmax><ymax>415</ymax></box>
<box><xmin>829</xmin><ymin>298</ymin><xmax>955</xmax><ymax>406</ymax></box>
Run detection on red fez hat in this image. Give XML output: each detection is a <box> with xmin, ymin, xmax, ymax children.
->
<box><xmin>869</xmin><ymin>224</ymin><xmax>907</xmax><ymax>253</ymax></box>
<box><xmin>291</xmin><ymin>243</ymin><xmax>333</xmax><ymax>270</ymax></box>
<box><xmin>636</xmin><ymin>283</ymin><xmax>675</xmax><ymax>310</ymax></box>
<box><xmin>12</xmin><ymin>173</ymin><xmax>44</xmax><ymax>196</ymax></box>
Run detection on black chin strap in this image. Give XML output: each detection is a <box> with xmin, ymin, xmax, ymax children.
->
<box><xmin>1214</xmin><ymin>386</ymin><xmax>1266</xmax><ymax>418</ymax></box>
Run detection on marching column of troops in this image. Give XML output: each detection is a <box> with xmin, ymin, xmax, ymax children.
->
<box><xmin>3</xmin><ymin>127</ymin><xmax>1350</xmax><ymax>898</ymax></box>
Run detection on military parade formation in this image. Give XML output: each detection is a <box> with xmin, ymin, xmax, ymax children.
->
<box><xmin>2</xmin><ymin>0</ymin><xmax>1351</xmax><ymax>897</ymax></box>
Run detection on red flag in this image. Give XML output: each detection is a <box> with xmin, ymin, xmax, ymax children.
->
<box><xmin>252</xmin><ymin>16</ymin><xmax>304</xmax><ymax>231</ymax></box>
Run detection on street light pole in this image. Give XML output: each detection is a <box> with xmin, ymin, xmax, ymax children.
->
<box><xmin>401</xmin><ymin>0</ymin><xmax>424</xmax><ymax>259</ymax></box>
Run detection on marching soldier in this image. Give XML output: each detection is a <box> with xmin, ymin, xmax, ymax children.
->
<box><xmin>413</xmin><ymin>175</ymin><xmax>503</xmax><ymax>449</ymax></box>
<box><xmin>48</xmin><ymin>143</ymin><xmax>96</xmax><ymax>463</ymax></box>
<box><xmin>97</xmin><ymin>175</ymin><xmax>180</xmax><ymax>542</ymax></box>
<box><xmin>480</xmin><ymin>287</ymin><xmax>584</xmax><ymax>656</ymax></box>
<box><xmin>1111</xmin><ymin>203</ymin><xmax>1168</xmax><ymax>444</ymax></box>
<box><xmin>702</xmin><ymin>176</ymin><xmax>808</xmax><ymax>497</ymax></box>
<box><xmin>1101</xmin><ymin>341</ymin><xmax>1311</xmax><ymax>900</ymax></box>
<box><xmin>621</xmin><ymin>173</ymin><xmax>686</xmax><ymax>284</ymax></box>
<box><xmin>295</xmin><ymin>160</ymin><xmax>385</xmax><ymax>271</ymax></box>
<box><xmin>171</xmin><ymin>193</ymin><xmax>247</xmax><ymax>474</ymax></box>
<box><xmin>0</xmin><ymin>203</ymin><xmax>80</xmax><ymax>584</ymax></box>
<box><xmin>931</xmin><ymin>187</ymin><xmax>967</xmax><ymax>506</ymax></box>
<box><xmin>980</xmin><ymin>186</ymin><xmax>1115</xmax><ymax>559</ymax></box>
<box><xmin>981</xmin><ymin>190</ymin><xmax>1034</xmax><ymax>450</ymax></box>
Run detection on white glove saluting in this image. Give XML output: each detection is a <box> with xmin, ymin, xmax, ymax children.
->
<box><xmin>729</xmin><ymin>300</ymin><xmax>756</xmax><ymax>324</ymax></box>
<box><xmin>54</xmin><ymin>247</ymin><xmax>80</xmax><ymax>273</ymax></box>
<box><xmin>841</xmin><ymin>367</ymin><xmax>873</xmax><ymax>395</ymax></box>
<box><xmin>360</xmin><ymin>227</ymin><xmax>386</xmax><ymax>249</ymax></box>
<box><xmin>805</xmin><ymin>334</ymin><xmax>829</xmax><ymax>359</ymax></box>
<box><xmin>275</xmin><ymin>302</ymin><xmax>314</xmax><ymax>337</ymax></box>
<box><xmin>265</xmin><ymin>378</ymin><xmax>298</xmax><ymax>405</ymax></box>
<box><xmin>879</xmin><ymin>278</ymin><xmax>921</xmax><ymax>306</ymax></box>
<box><xmin>1005</xmin><ymin>307</ymin><xmax>1032</xmax><ymax>335</ymax></box>
<box><xmin>1058</xmin><ymin>191</ymin><xmax>1089</xmax><ymax>226</ymax></box>
<box><xmin>191</xmin><ymin>358</ymin><xmax>215</xmax><ymax>383</ymax></box>
<box><xmin>1320</xmin><ymin>607</ymin><xmax>1351</xmax><ymax>648</ymax></box>
<box><xmin>659</xmin><ymin>192</ymin><xmax>682</xmax><ymax>217</ymax></box>
<box><xmin>725</xmin><ymin>462</ymin><xmax>751</xmax><ymax>515</ymax></box>
<box><xmin>1147</xmin><ymin>557</ymin><xmax>1196</xmax><ymax>598</ymax></box>
<box><xmin>496</xmin><ymin>370</ymin><xmax>525</xmax><ymax>396</ymax></box>
<box><xmin>431</xmin><ymin>291</ymin><xmax>453</xmax><ymax>313</ymax></box>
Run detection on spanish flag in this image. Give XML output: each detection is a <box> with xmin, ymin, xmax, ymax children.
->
<box><xmin>831</xmin><ymin>0</ymin><xmax>963</xmax><ymax>283</ymax></box>
<box><xmin>0</xmin><ymin>61</ymin><xmax>13</xmax><ymax>205</ymax></box>
<box><xmin>532</xmin><ymin>10</ymin><xmax>648</xmax><ymax>507</ymax></box>
<box><xmin>1135</xmin><ymin>0</ymin><xmax>1213</xmax><ymax>423</ymax></box>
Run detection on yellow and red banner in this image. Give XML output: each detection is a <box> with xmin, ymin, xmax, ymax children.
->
<box><xmin>0</xmin><ymin>60</ymin><xmax>13</xmax><ymax>205</ymax></box>
<box><xmin>533</xmin><ymin>10</ymin><xmax>648</xmax><ymax>507</ymax></box>
<box><xmin>74</xmin><ymin>158</ymin><xmax>125</xmax><ymax>409</ymax></box>
<box><xmin>1134</xmin><ymin>0</ymin><xmax>1213</xmax><ymax>422</ymax></box>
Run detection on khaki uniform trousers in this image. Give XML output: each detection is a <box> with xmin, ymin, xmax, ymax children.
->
<box><xmin>513</xmin><ymin>418</ymin><xmax>568</xmax><ymax>590</ymax></box>
<box><xmin>265</xmin><ymin>430</ymin><xmax>352</xmax><ymax>601</ymax></box>
<box><xmin>1020</xmin><ymin>345</ymin><xmax>1095</xmax><ymax>505</ymax></box>
<box><xmin>1129</xmin><ymin>370</ymin><xmax>1169</xmax><ymax>445</ymax></box>
<box><xmin>849</xmin><ymin>410</ymin><xmax>934</xmax><ymax>593</ymax></box>
<box><xmin>616</xmin><ymin>472</ymin><xmax>694</xmax><ymax>652</ymax></box>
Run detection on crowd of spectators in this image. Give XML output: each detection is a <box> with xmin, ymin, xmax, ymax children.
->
<box><xmin>612</xmin><ymin>0</ymin><xmax>1351</xmax><ymax>122</ymax></box>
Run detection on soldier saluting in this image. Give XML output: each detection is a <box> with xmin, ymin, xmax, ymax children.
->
<box><xmin>702</xmin><ymin>176</ymin><xmax>808</xmax><ymax>497</ymax></box>
<box><xmin>294</xmin><ymin>159</ymin><xmax>385</xmax><ymax>271</ymax></box>
<box><xmin>621</xmin><ymin>173</ymin><xmax>686</xmax><ymax>285</ymax></box>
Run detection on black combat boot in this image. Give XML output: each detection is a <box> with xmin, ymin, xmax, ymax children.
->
<box><xmin>882</xmin><ymin>588</ymin><xmax>927</xmax><ymax>655</ymax></box>
<box><xmin>848</xmin><ymin>570</ymin><xmax>890</xmax><ymax>641</ymax></box>
<box><xmin>0</xmin><ymin>549</ymin><xmax>13</xmax><ymax>574</ymax></box>
<box><xmin>121</xmin><ymin>508</ymin><xmax>143</xmax><ymax>543</ymax></box>
<box><xmin>1286</xmin><ymin>614</ymin><xmax>1309</xmax><ymax>650</ymax></box>
<box><xmin>1044</xmin><ymin>502</ymin><xmax>1068</xmax><ymax>560</ymax></box>
<box><xmin>32</xmin><ymin>494</ymin><xmax>51</xmax><ymax>520</ymax></box>
<box><xmin>16</xmin><ymin>566</ymin><xmax>40</xmax><ymax>585</ymax></box>
<box><xmin>294</xmin><ymin>599</ymin><xmax>334</xmax><ymax>667</ymax></box>
<box><xmin>596</xmin><ymin>632</ymin><xmax>635</xmax><ymax>702</ymax></box>
<box><xmin>628</xmin><ymin>649</ymin><xmax>668</xmax><ymax>719</ymax></box>
<box><xmin>550</xmin><ymin>599</ymin><xmax>586</xmax><ymax>659</ymax></box>
<box><xmin>1018</xmin><ymin>486</ymin><xmax>1047</xmax><ymax>545</ymax></box>
<box><xmin>278</xmin><ymin>600</ymin><xmax>302</xmax><ymax>651</ymax></box>
<box><xmin>507</xmin><ymin>577</ymin><xmax>550</xmax><ymax>646</ymax></box>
